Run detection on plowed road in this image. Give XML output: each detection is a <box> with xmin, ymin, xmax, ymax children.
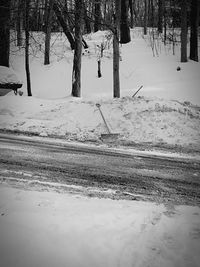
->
<box><xmin>0</xmin><ymin>134</ymin><xmax>200</xmax><ymax>205</ymax></box>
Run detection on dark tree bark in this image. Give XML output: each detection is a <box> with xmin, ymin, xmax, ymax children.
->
<box><xmin>84</xmin><ymin>2</ymin><xmax>92</xmax><ymax>34</ymax></box>
<box><xmin>53</xmin><ymin>3</ymin><xmax>88</xmax><ymax>50</ymax></box>
<box><xmin>44</xmin><ymin>0</ymin><xmax>54</xmax><ymax>65</ymax></box>
<box><xmin>24</xmin><ymin>0</ymin><xmax>32</xmax><ymax>96</ymax></box>
<box><xmin>113</xmin><ymin>0</ymin><xmax>121</xmax><ymax>98</ymax></box>
<box><xmin>181</xmin><ymin>0</ymin><xmax>188</xmax><ymax>62</ymax></box>
<box><xmin>144</xmin><ymin>0</ymin><xmax>148</xmax><ymax>35</ymax></box>
<box><xmin>163</xmin><ymin>5</ymin><xmax>167</xmax><ymax>43</ymax></box>
<box><xmin>94</xmin><ymin>0</ymin><xmax>101</xmax><ymax>32</ymax></box>
<box><xmin>16</xmin><ymin>0</ymin><xmax>23</xmax><ymax>47</ymax></box>
<box><xmin>120</xmin><ymin>0</ymin><xmax>131</xmax><ymax>43</ymax></box>
<box><xmin>158</xmin><ymin>0</ymin><xmax>164</xmax><ymax>33</ymax></box>
<box><xmin>71</xmin><ymin>0</ymin><xmax>84</xmax><ymax>97</ymax></box>
<box><xmin>53</xmin><ymin>2</ymin><xmax>75</xmax><ymax>50</ymax></box>
<box><xmin>34</xmin><ymin>0</ymin><xmax>40</xmax><ymax>31</ymax></box>
<box><xmin>129</xmin><ymin>0</ymin><xmax>134</xmax><ymax>28</ymax></box>
<box><xmin>190</xmin><ymin>0</ymin><xmax>199</xmax><ymax>61</ymax></box>
<box><xmin>0</xmin><ymin>0</ymin><xmax>11</xmax><ymax>67</ymax></box>
<box><xmin>148</xmin><ymin>0</ymin><xmax>154</xmax><ymax>27</ymax></box>
<box><xmin>97</xmin><ymin>60</ymin><xmax>102</xmax><ymax>78</ymax></box>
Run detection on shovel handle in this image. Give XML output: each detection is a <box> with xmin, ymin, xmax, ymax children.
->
<box><xmin>132</xmin><ymin>85</ymin><xmax>143</xmax><ymax>98</ymax></box>
<box><xmin>96</xmin><ymin>103</ymin><xmax>111</xmax><ymax>134</ymax></box>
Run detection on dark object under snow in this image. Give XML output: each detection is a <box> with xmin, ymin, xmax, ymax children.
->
<box><xmin>0</xmin><ymin>83</ymin><xmax>22</xmax><ymax>95</ymax></box>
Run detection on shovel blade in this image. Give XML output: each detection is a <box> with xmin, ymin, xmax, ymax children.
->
<box><xmin>100</xmin><ymin>133</ymin><xmax>120</xmax><ymax>142</ymax></box>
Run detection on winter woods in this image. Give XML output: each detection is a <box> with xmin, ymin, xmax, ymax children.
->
<box><xmin>0</xmin><ymin>0</ymin><xmax>199</xmax><ymax>97</ymax></box>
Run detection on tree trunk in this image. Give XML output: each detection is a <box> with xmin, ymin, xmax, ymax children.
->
<box><xmin>151</xmin><ymin>0</ymin><xmax>155</xmax><ymax>27</ymax></box>
<box><xmin>113</xmin><ymin>0</ymin><xmax>121</xmax><ymax>98</ymax></box>
<box><xmin>144</xmin><ymin>0</ymin><xmax>148</xmax><ymax>35</ymax></box>
<box><xmin>53</xmin><ymin>2</ymin><xmax>75</xmax><ymax>50</ymax></box>
<box><xmin>181</xmin><ymin>0</ymin><xmax>188</xmax><ymax>62</ymax></box>
<box><xmin>0</xmin><ymin>0</ymin><xmax>11</xmax><ymax>67</ymax></box>
<box><xmin>158</xmin><ymin>0</ymin><xmax>164</xmax><ymax>33</ymax></box>
<box><xmin>129</xmin><ymin>0</ymin><xmax>134</xmax><ymax>28</ymax></box>
<box><xmin>71</xmin><ymin>0</ymin><xmax>84</xmax><ymax>97</ymax></box>
<box><xmin>190</xmin><ymin>0</ymin><xmax>199</xmax><ymax>61</ymax></box>
<box><xmin>44</xmin><ymin>0</ymin><xmax>54</xmax><ymax>65</ymax></box>
<box><xmin>34</xmin><ymin>0</ymin><xmax>40</xmax><ymax>31</ymax></box>
<box><xmin>25</xmin><ymin>0</ymin><xmax>32</xmax><ymax>96</ymax></box>
<box><xmin>94</xmin><ymin>0</ymin><xmax>101</xmax><ymax>32</ymax></box>
<box><xmin>163</xmin><ymin>6</ymin><xmax>167</xmax><ymax>44</ymax></box>
<box><xmin>98</xmin><ymin>60</ymin><xmax>102</xmax><ymax>78</ymax></box>
<box><xmin>148</xmin><ymin>0</ymin><xmax>154</xmax><ymax>27</ymax></box>
<box><xmin>120</xmin><ymin>0</ymin><xmax>131</xmax><ymax>43</ymax></box>
<box><xmin>17</xmin><ymin>0</ymin><xmax>23</xmax><ymax>46</ymax></box>
<box><xmin>84</xmin><ymin>2</ymin><xmax>92</xmax><ymax>34</ymax></box>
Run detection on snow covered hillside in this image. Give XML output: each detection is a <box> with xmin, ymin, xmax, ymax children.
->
<box><xmin>0</xmin><ymin>28</ymin><xmax>200</xmax><ymax>150</ymax></box>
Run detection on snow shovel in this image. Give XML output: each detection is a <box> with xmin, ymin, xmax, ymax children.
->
<box><xmin>96</xmin><ymin>103</ymin><xmax>120</xmax><ymax>141</ymax></box>
<box><xmin>132</xmin><ymin>85</ymin><xmax>143</xmax><ymax>98</ymax></box>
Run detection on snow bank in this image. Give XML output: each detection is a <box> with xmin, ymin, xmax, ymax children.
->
<box><xmin>0</xmin><ymin>95</ymin><xmax>199</xmax><ymax>149</ymax></box>
<box><xmin>0</xmin><ymin>66</ymin><xmax>21</xmax><ymax>84</ymax></box>
<box><xmin>0</xmin><ymin>29</ymin><xmax>199</xmax><ymax>149</ymax></box>
<box><xmin>0</xmin><ymin>185</ymin><xmax>199</xmax><ymax>267</ymax></box>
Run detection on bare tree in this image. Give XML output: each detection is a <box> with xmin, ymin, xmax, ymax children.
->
<box><xmin>25</xmin><ymin>0</ymin><xmax>32</xmax><ymax>96</ymax></box>
<box><xmin>181</xmin><ymin>0</ymin><xmax>188</xmax><ymax>62</ymax></box>
<box><xmin>129</xmin><ymin>0</ymin><xmax>134</xmax><ymax>28</ymax></box>
<box><xmin>94</xmin><ymin>0</ymin><xmax>101</xmax><ymax>32</ymax></box>
<box><xmin>71</xmin><ymin>0</ymin><xmax>84</xmax><ymax>97</ymax></box>
<box><xmin>53</xmin><ymin>2</ymin><xmax>75</xmax><ymax>50</ymax></box>
<box><xmin>16</xmin><ymin>0</ymin><xmax>23</xmax><ymax>47</ymax></box>
<box><xmin>190</xmin><ymin>0</ymin><xmax>199</xmax><ymax>61</ymax></box>
<box><xmin>0</xmin><ymin>0</ymin><xmax>11</xmax><ymax>67</ymax></box>
<box><xmin>44</xmin><ymin>0</ymin><xmax>54</xmax><ymax>65</ymax></box>
<box><xmin>148</xmin><ymin>0</ymin><xmax>154</xmax><ymax>27</ymax></box>
<box><xmin>113</xmin><ymin>0</ymin><xmax>121</xmax><ymax>98</ymax></box>
<box><xmin>84</xmin><ymin>1</ymin><xmax>92</xmax><ymax>33</ymax></box>
<box><xmin>158</xmin><ymin>0</ymin><xmax>164</xmax><ymax>33</ymax></box>
<box><xmin>144</xmin><ymin>0</ymin><xmax>148</xmax><ymax>35</ymax></box>
<box><xmin>120</xmin><ymin>0</ymin><xmax>131</xmax><ymax>43</ymax></box>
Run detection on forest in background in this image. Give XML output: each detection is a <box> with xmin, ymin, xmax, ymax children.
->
<box><xmin>0</xmin><ymin>0</ymin><xmax>199</xmax><ymax>97</ymax></box>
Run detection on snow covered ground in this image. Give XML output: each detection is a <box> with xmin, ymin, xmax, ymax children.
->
<box><xmin>0</xmin><ymin>185</ymin><xmax>200</xmax><ymax>267</ymax></box>
<box><xmin>0</xmin><ymin>29</ymin><xmax>200</xmax><ymax>150</ymax></box>
<box><xmin>0</xmin><ymin>29</ymin><xmax>200</xmax><ymax>267</ymax></box>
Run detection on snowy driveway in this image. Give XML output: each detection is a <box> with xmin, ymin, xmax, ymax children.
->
<box><xmin>0</xmin><ymin>185</ymin><xmax>200</xmax><ymax>267</ymax></box>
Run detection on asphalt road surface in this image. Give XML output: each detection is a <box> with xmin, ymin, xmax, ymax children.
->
<box><xmin>0</xmin><ymin>134</ymin><xmax>200</xmax><ymax>206</ymax></box>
